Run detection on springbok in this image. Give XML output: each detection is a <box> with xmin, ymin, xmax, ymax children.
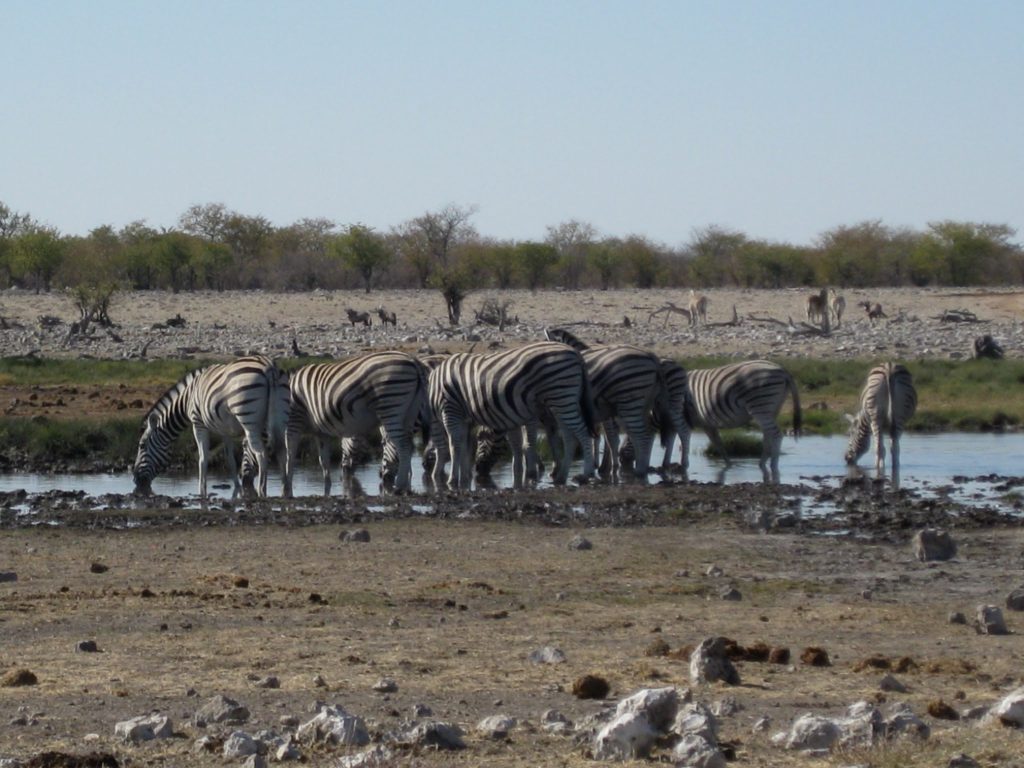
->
<box><xmin>688</xmin><ymin>290</ymin><xmax>709</xmax><ymax>326</ymax></box>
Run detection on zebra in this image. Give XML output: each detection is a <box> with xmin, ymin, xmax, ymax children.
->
<box><xmin>613</xmin><ymin>358</ymin><xmax>692</xmax><ymax>475</ymax></box>
<box><xmin>544</xmin><ymin>328</ymin><xmax>673</xmax><ymax>480</ymax></box>
<box><xmin>845</xmin><ymin>362</ymin><xmax>917</xmax><ymax>484</ymax></box>
<box><xmin>428</xmin><ymin>341</ymin><xmax>596</xmax><ymax>489</ymax></box>
<box><xmin>685</xmin><ymin>360</ymin><xmax>802</xmax><ymax>483</ymax></box>
<box><xmin>283</xmin><ymin>352</ymin><xmax>429</xmax><ymax>497</ymax></box>
<box><xmin>133</xmin><ymin>355</ymin><xmax>286</xmax><ymax>498</ymax></box>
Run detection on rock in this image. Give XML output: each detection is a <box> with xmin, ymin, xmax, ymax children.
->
<box><xmin>928</xmin><ymin>699</ymin><xmax>960</xmax><ymax>720</ymax></box>
<box><xmin>528</xmin><ymin>646</ymin><xmax>566</xmax><ymax>664</ymax></box>
<box><xmin>372</xmin><ymin>677</ymin><xmax>398</xmax><ymax>693</ymax></box>
<box><xmin>913</xmin><ymin>528</ymin><xmax>957</xmax><ymax>561</ymax></box>
<box><xmin>75</xmin><ymin>640</ymin><xmax>100</xmax><ymax>653</ymax></box>
<box><xmin>90</xmin><ymin>562</ymin><xmax>109</xmax><ymax>573</ymax></box>
<box><xmin>990</xmin><ymin>685</ymin><xmax>1024</xmax><ymax>727</ymax></box>
<box><xmin>193</xmin><ymin>734</ymin><xmax>219</xmax><ymax>752</ymax></box>
<box><xmin>194</xmin><ymin>694</ymin><xmax>250</xmax><ymax>726</ymax></box>
<box><xmin>242</xmin><ymin>755</ymin><xmax>267</xmax><ymax>768</ymax></box>
<box><xmin>297</xmin><ymin>705</ymin><xmax>369</xmax><ymax>746</ymax></box>
<box><xmin>672</xmin><ymin>702</ymin><xmax>718</xmax><ymax>743</ymax></box>
<box><xmin>275</xmin><ymin>737</ymin><xmax>301</xmax><ymax>761</ymax></box>
<box><xmin>784</xmin><ymin>713</ymin><xmax>841</xmax><ymax>751</ymax></box>
<box><xmin>115</xmin><ymin>713</ymin><xmax>174</xmax><ymax>743</ymax></box>
<box><xmin>719</xmin><ymin>586</ymin><xmax>742</xmax><ymax>601</ymax></box>
<box><xmin>977</xmin><ymin>604</ymin><xmax>1009</xmax><ymax>635</ymax></box>
<box><xmin>337</xmin><ymin>745</ymin><xmax>395</xmax><ymax>767</ymax></box>
<box><xmin>689</xmin><ymin>637</ymin><xmax>740</xmax><ymax>686</ymax></box>
<box><xmin>949</xmin><ymin>611</ymin><xmax>967</xmax><ymax>624</ymax></box>
<box><xmin>705</xmin><ymin>564</ymin><xmax>723</xmax><ymax>577</ymax></box>
<box><xmin>476</xmin><ymin>715</ymin><xmax>516</xmax><ymax>738</ymax></box>
<box><xmin>1006</xmin><ymin>588</ymin><xmax>1024</xmax><ymax>611</ymax></box>
<box><xmin>947</xmin><ymin>755</ymin><xmax>980</xmax><ymax>768</ymax></box>
<box><xmin>884</xmin><ymin>702</ymin><xmax>930</xmax><ymax>739</ymax></box>
<box><xmin>0</xmin><ymin>572</ymin><xmax>17</xmax><ymax>583</ymax></box>
<box><xmin>837</xmin><ymin>701</ymin><xmax>884</xmax><ymax>748</ymax></box>
<box><xmin>752</xmin><ymin>716</ymin><xmax>771</xmax><ymax>733</ymax></box>
<box><xmin>615</xmin><ymin>687</ymin><xmax>681</xmax><ymax>731</ymax></box>
<box><xmin>672</xmin><ymin>733</ymin><xmax>727</xmax><ymax>768</ymax></box>
<box><xmin>540</xmin><ymin>709</ymin><xmax>572</xmax><ymax>733</ymax></box>
<box><xmin>253</xmin><ymin>675</ymin><xmax>279</xmax><ymax>689</ymax></box>
<box><xmin>1</xmin><ymin>669</ymin><xmax>37</xmax><ymax>687</ymax></box>
<box><xmin>223</xmin><ymin>730</ymin><xmax>259</xmax><ymax>758</ymax></box>
<box><xmin>397</xmin><ymin>721</ymin><xmax>465</xmax><ymax>750</ymax></box>
<box><xmin>593</xmin><ymin>711</ymin><xmax>660</xmax><ymax>760</ymax></box>
<box><xmin>312</xmin><ymin>674</ymin><xmax>327</xmax><ymax>688</ymax></box>
<box><xmin>572</xmin><ymin>674</ymin><xmax>610</xmax><ymax>699</ymax></box>
<box><xmin>568</xmin><ymin>534</ymin><xmax>592</xmax><ymax>550</ymax></box>
<box><xmin>341</xmin><ymin>528</ymin><xmax>371</xmax><ymax>543</ymax></box>
<box><xmin>879</xmin><ymin>673</ymin><xmax>908</xmax><ymax>692</ymax></box>
<box><xmin>411</xmin><ymin>703</ymin><xmax>433</xmax><ymax>718</ymax></box>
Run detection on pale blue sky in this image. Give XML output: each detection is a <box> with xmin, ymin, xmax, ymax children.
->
<box><xmin>3</xmin><ymin>0</ymin><xmax>1022</xmax><ymax>246</ymax></box>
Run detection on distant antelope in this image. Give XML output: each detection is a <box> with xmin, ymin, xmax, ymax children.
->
<box><xmin>376</xmin><ymin>305</ymin><xmax>397</xmax><ymax>327</ymax></box>
<box><xmin>828</xmin><ymin>288</ymin><xmax>846</xmax><ymax>328</ymax></box>
<box><xmin>689</xmin><ymin>290</ymin><xmax>709</xmax><ymax>326</ymax></box>
<box><xmin>858</xmin><ymin>301</ymin><xmax>886</xmax><ymax>322</ymax></box>
<box><xmin>805</xmin><ymin>288</ymin><xmax>828</xmax><ymax>326</ymax></box>
<box><xmin>345</xmin><ymin>308</ymin><xmax>372</xmax><ymax>327</ymax></box>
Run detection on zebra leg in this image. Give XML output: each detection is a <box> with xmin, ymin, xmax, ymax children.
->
<box><xmin>242</xmin><ymin>429</ymin><xmax>269</xmax><ymax>498</ymax></box>
<box><xmin>193</xmin><ymin>425</ymin><xmax>212</xmax><ymax>498</ymax></box>
<box><xmin>316</xmin><ymin>437</ymin><xmax>332</xmax><ymax>496</ymax></box>
<box><xmin>282</xmin><ymin>427</ymin><xmax>300</xmax><ymax>498</ymax></box>
<box><xmin>224</xmin><ymin>440</ymin><xmax>241</xmax><ymax>499</ymax></box>
<box><xmin>873</xmin><ymin>423</ymin><xmax>886</xmax><ymax>475</ymax></box>
<box><xmin>524</xmin><ymin>423</ymin><xmax>541</xmax><ymax>483</ymax></box>
<box><xmin>891</xmin><ymin>430</ymin><xmax>901</xmax><ymax>488</ymax></box>
<box><xmin>758</xmin><ymin>423</ymin><xmax>783</xmax><ymax>484</ymax></box>
<box><xmin>603</xmin><ymin>420</ymin><xmax>624</xmax><ymax>479</ymax></box>
<box><xmin>507</xmin><ymin>428</ymin><xmax>526</xmax><ymax>489</ymax></box>
<box><xmin>382</xmin><ymin>425</ymin><xmax>413</xmax><ymax>493</ymax></box>
<box><xmin>444</xmin><ymin>417</ymin><xmax>470</xmax><ymax>490</ymax></box>
<box><xmin>705</xmin><ymin>427</ymin><xmax>730</xmax><ymax>481</ymax></box>
<box><xmin>620</xmin><ymin>407</ymin><xmax>652</xmax><ymax>478</ymax></box>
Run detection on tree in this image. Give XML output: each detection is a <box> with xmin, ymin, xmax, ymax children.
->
<box><xmin>12</xmin><ymin>229</ymin><xmax>66</xmax><ymax>292</ymax></box>
<box><xmin>590</xmin><ymin>241</ymin><xmax>621</xmax><ymax>290</ymax></box>
<box><xmin>515</xmin><ymin>241</ymin><xmax>558</xmax><ymax>292</ymax></box>
<box><xmin>546</xmin><ymin>219</ymin><xmax>597</xmax><ymax>289</ymax></box>
<box><xmin>621</xmin><ymin>235</ymin><xmax>661</xmax><ymax>288</ymax></box>
<box><xmin>687</xmin><ymin>226</ymin><xmax>748</xmax><ymax>286</ymax></box>
<box><xmin>913</xmin><ymin>221</ymin><xmax>1019</xmax><ymax>286</ymax></box>
<box><xmin>337</xmin><ymin>224</ymin><xmax>391</xmax><ymax>293</ymax></box>
<box><xmin>178</xmin><ymin>202</ymin><xmax>230</xmax><ymax>241</ymax></box>
<box><xmin>0</xmin><ymin>201</ymin><xmax>34</xmax><ymax>287</ymax></box>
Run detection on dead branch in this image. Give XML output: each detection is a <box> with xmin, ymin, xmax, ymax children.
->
<box><xmin>935</xmin><ymin>308</ymin><xmax>981</xmax><ymax>323</ymax></box>
<box><xmin>647</xmin><ymin>302</ymin><xmax>691</xmax><ymax>327</ymax></box>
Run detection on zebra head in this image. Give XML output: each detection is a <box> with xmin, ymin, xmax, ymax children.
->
<box><xmin>843</xmin><ymin>412</ymin><xmax>870</xmax><ymax>465</ymax></box>
<box><xmin>132</xmin><ymin>412</ymin><xmax>164</xmax><ymax>494</ymax></box>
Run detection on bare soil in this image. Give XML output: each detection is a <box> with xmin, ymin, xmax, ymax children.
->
<box><xmin>2</xmin><ymin>289</ymin><xmax>1024</xmax><ymax>766</ymax></box>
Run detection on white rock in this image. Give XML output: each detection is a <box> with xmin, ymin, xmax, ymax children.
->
<box><xmin>884</xmin><ymin>703</ymin><xmax>930</xmax><ymax>740</ymax></box>
<box><xmin>223</xmin><ymin>730</ymin><xmax>259</xmax><ymax>758</ymax></box>
<box><xmin>672</xmin><ymin>702</ymin><xmax>718</xmax><ymax>743</ymax></box>
<box><xmin>296</xmin><ymin>705</ymin><xmax>369</xmax><ymax>746</ymax></box>
<box><xmin>784</xmin><ymin>714</ymin><xmax>841</xmax><ymax>751</ymax></box>
<box><xmin>672</xmin><ymin>733</ymin><xmax>727</xmax><ymax>768</ymax></box>
<box><xmin>337</xmin><ymin>745</ymin><xmax>395</xmax><ymax>767</ymax></box>
<box><xmin>476</xmin><ymin>715</ymin><xmax>516</xmax><ymax>738</ymax></box>
<box><xmin>529</xmin><ymin>646</ymin><xmax>567</xmax><ymax>664</ymax></box>
<box><xmin>540</xmin><ymin>709</ymin><xmax>572</xmax><ymax>733</ymax></box>
<box><xmin>689</xmin><ymin>637</ymin><xmax>740</xmax><ymax>686</ymax></box>
<box><xmin>593</xmin><ymin>711</ymin><xmax>660</xmax><ymax>761</ymax></box>
<box><xmin>990</xmin><ymin>685</ymin><xmax>1024</xmax><ymax>727</ymax></box>
<box><xmin>615</xmin><ymin>687</ymin><xmax>680</xmax><ymax>731</ymax></box>
<box><xmin>114</xmin><ymin>713</ymin><xmax>174</xmax><ymax>743</ymax></box>
<box><xmin>398</xmin><ymin>721</ymin><xmax>465</xmax><ymax>750</ymax></box>
<box><xmin>838</xmin><ymin>702</ymin><xmax>884</xmax><ymax>748</ymax></box>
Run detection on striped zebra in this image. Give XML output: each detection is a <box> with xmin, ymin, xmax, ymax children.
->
<box><xmin>133</xmin><ymin>355</ymin><xmax>286</xmax><ymax>498</ymax></box>
<box><xmin>283</xmin><ymin>352</ymin><xmax>429</xmax><ymax>497</ymax></box>
<box><xmin>686</xmin><ymin>360</ymin><xmax>802</xmax><ymax>483</ymax></box>
<box><xmin>428</xmin><ymin>342</ymin><xmax>596</xmax><ymax>489</ymax></box>
<box><xmin>845</xmin><ymin>362</ymin><xmax>917</xmax><ymax>483</ymax></box>
<box><xmin>544</xmin><ymin>328</ymin><xmax>673</xmax><ymax>479</ymax></box>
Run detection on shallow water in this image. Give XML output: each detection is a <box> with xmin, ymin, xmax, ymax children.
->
<box><xmin>0</xmin><ymin>433</ymin><xmax>1019</xmax><ymax>505</ymax></box>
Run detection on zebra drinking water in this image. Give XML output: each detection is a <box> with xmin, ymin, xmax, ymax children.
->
<box><xmin>845</xmin><ymin>362</ymin><xmax>917</xmax><ymax>485</ymax></box>
<box><xmin>686</xmin><ymin>360</ymin><xmax>802</xmax><ymax>483</ymax></box>
<box><xmin>133</xmin><ymin>355</ymin><xmax>286</xmax><ymax>498</ymax></box>
<box><xmin>283</xmin><ymin>352</ymin><xmax>430</xmax><ymax>496</ymax></box>
<box><xmin>428</xmin><ymin>342</ymin><xmax>596</xmax><ymax>489</ymax></box>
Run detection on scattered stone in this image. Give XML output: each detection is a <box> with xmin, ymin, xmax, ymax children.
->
<box><xmin>297</xmin><ymin>705</ymin><xmax>369</xmax><ymax>746</ymax></box>
<box><xmin>913</xmin><ymin>528</ymin><xmax>957</xmax><ymax>561</ymax></box>
<box><xmin>341</xmin><ymin>528</ymin><xmax>371</xmax><ymax>543</ymax></box>
<box><xmin>705</xmin><ymin>564</ymin><xmax>724</xmax><ymax>578</ymax></box>
<box><xmin>719</xmin><ymin>586</ymin><xmax>742</xmax><ymax>601</ymax></box>
<box><xmin>476</xmin><ymin>715</ymin><xmax>516</xmax><ymax>739</ymax></box>
<box><xmin>411</xmin><ymin>703</ymin><xmax>433</xmax><ymax>718</ymax></box>
<box><xmin>1</xmin><ymin>669</ymin><xmax>38</xmax><ymax>687</ymax></box>
<box><xmin>673</xmin><ymin>702</ymin><xmax>718</xmax><ymax>743</ymax></box>
<box><xmin>193</xmin><ymin>734</ymin><xmax>220</xmax><ymax>752</ymax></box>
<box><xmin>784</xmin><ymin>713</ymin><xmax>841</xmax><ymax>752</ymax></box>
<box><xmin>879</xmin><ymin>674</ymin><xmax>908</xmax><ymax>693</ymax></box>
<box><xmin>800</xmin><ymin>647</ymin><xmax>831</xmax><ymax>666</ymax></box>
<box><xmin>572</xmin><ymin>674</ymin><xmax>610</xmax><ymax>699</ymax></box>
<box><xmin>672</xmin><ymin>733</ymin><xmax>727</xmax><ymax>768</ymax></box>
<box><xmin>529</xmin><ymin>646</ymin><xmax>566</xmax><ymax>664</ymax></box>
<box><xmin>274</xmin><ymin>737</ymin><xmax>301</xmax><ymax>761</ymax></box>
<box><xmin>1006</xmin><ymin>588</ymin><xmax>1024</xmax><ymax>612</ymax></box>
<box><xmin>977</xmin><ymin>604</ymin><xmax>1009</xmax><ymax>635</ymax></box>
<box><xmin>711</xmin><ymin>697</ymin><xmax>740</xmax><ymax>717</ymax></box>
<box><xmin>540</xmin><ymin>709</ymin><xmax>572</xmax><ymax>733</ymax></box>
<box><xmin>885</xmin><ymin>702</ymin><xmax>930</xmax><ymax>739</ymax></box>
<box><xmin>312</xmin><ymin>674</ymin><xmax>327</xmax><ymax>688</ymax></box>
<box><xmin>567</xmin><ymin>534</ymin><xmax>592</xmax><ymax>551</ymax></box>
<box><xmin>948</xmin><ymin>611</ymin><xmax>967</xmax><ymax>624</ymax></box>
<box><xmin>222</xmin><ymin>730</ymin><xmax>259</xmax><ymax>758</ymax></box>
<box><xmin>990</xmin><ymin>685</ymin><xmax>1024</xmax><ymax>727</ymax></box>
<box><xmin>372</xmin><ymin>678</ymin><xmax>398</xmax><ymax>693</ymax></box>
<box><xmin>396</xmin><ymin>721</ymin><xmax>465</xmax><ymax>750</ymax></box>
<box><xmin>114</xmin><ymin>713</ymin><xmax>174</xmax><ymax>743</ymax></box>
<box><xmin>752</xmin><ymin>716</ymin><xmax>771</xmax><ymax>733</ymax></box>
<box><xmin>0</xmin><ymin>571</ymin><xmax>17</xmax><ymax>583</ymax></box>
<box><xmin>194</xmin><ymin>694</ymin><xmax>250</xmax><ymax>726</ymax></box>
<box><xmin>242</xmin><ymin>755</ymin><xmax>267</xmax><ymax>768</ymax></box>
<box><xmin>616</xmin><ymin>687</ymin><xmax>681</xmax><ymax>732</ymax></box>
<box><xmin>927</xmin><ymin>700</ymin><xmax>960</xmax><ymax>720</ymax></box>
<box><xmin>75</xmin><ymin>640</ymin><xmax>99</xmax><ymax>653</ymax></box>
<box><xmin>337</xmin><ymin>745</ymin><xmax>396</xmax><ymax>767</ymax></box>
<box><xmin>593</xmin><ymin>711</ymin><xmax>660</xmax><ymax>760</ymax></box>
<box><xmin>253</xmin><ymin>675</ymin><xmax>279</xmax><ymax>689</ymax></box>
<box><xmin>89</xmin><ymin>562</ymin><xmax>109</xmax><ymax>574</ymax></box>
<box><xmin>947</xmin><ymin>755</ymin><xmax>980</xmax><ymax>768</ymax></box>
<box><xmin>690</xmin><ymin>637</ymin><xmax>740</xmax><ymax>685</ymax></box>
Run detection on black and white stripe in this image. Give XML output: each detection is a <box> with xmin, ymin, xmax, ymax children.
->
<box><xmin>133</xmin><ymin>355</ymin><xmax>285</xmax><ymax>497</ymax></box>
<box><xmin>284</xmin><ymin>352</ymin><xmax>429</xmax><ymax>496</ymax></box>
<box><xmin>845</xmin><ymin>362</ymin><xmax>917</xmax><ymax>481</ymax></box>
<box><xmin>686</xmin><ymin>360</ymin><xmax>802</xmax><ymax>483</ymax></box>
<box><xmin>428</xmin><ymin>341</ymin><xmax>596</xmax><ymax>489</ymax></box>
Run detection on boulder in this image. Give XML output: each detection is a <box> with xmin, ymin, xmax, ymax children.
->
<box><xmin>672</xmin><ymin>702</ymin><xmax>718</xmax><ymax>743</ymax></box>
<box><xmin>337</xmin><ymin>746</ymin><xmax>395</xmax><ymax>767</ymax></box>
<box><xmin>783</xmin><ymin>714</ymin><xmax>841</xmax><ymax>752</ymax></box>
<box><xmin>297</xmin><ymin>705</ymin><xmax>369</xmax><ymax>746</ymax></box>
<box><xmin>977</xmin><ymin>604</ymin><xmax>1009</xmax><ymax>635</ymax></box>
<box><xmin>672</xmin><ymin>734</ymin><xmax>727</xmax><ymax>768</ymax></box>
<box><xmin>115</xmin><ymin>713</ymin><xmax>174</xmax><ymax>743</ymax></box>
<box><xmin>990</xmin><ymin>685</ymin><xmax>1024</xmax><ymax>727</ymax></box>
<box><xmin>194</xmin><ymin>694</ymin><xmax>250</xmax><ymax>726</ymax></box>
<box><xmin>1006</xmin><ymin>588</ymin><xmax>1024</xmax><ymax>612</ymax></box>
<box><xmin>397</xmin><ymin>721</ymin><xmax>465</xmax><ymax>750</ymax></box>
<box><xmin>476</xmin><ymin>715</ymin><xmax>516</xmax><ymax>739</ymax></box>
<box><xmin>913</xmin><ymin>528</ymin><xmax>957</xmax><ymax>561</ymax></box>
<box><xmin>529</xmin><ymin>646</ymin><xmax>567</xmax><ymax>664</ymax></box>
<box><xmin>689</xmin><ymin>637</ymin><xmax>740</xmax><ymax>685</ymax></box>
<box><xmin>884</xmin><ymin>702</ymin><xmax>930</xmax><ymax>739</ymax></box>
<box><xmin>615</xmin><ymin>686</ymin><xmax>681</xmax><ymax>731</ymax></box>
<box><xmin>223</xmin><ymin>731</ymin><xmax>259</xmax><ymax>758</ymax></box>
<box><xmin>592</xmin><ymin>711</ymin><xmax>660</xmax><ymax>761</ymax></box>
<box><xmin>568</xmin><ymin>534</ymin><xmax>593</xmax><ymax>551</ymax></box>
<box><xmin>879</xmin><ymin>673</ymin><xmax>908</xmax><ymax>693</ymax></box>
<box><xmin>540</xmin><ymin>709</ymin><xmax>572</xmax><ymax>733</ymax></box>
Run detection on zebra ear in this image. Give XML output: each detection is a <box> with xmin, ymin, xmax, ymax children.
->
<box><xmin>843</xmin><ymin>413</ymin><xmax>856</xmax><ymax>424</ymax></box>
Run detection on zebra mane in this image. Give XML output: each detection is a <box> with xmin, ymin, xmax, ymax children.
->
<box><xmin>544</xmin><ymin>327</ymin><xmax>589</xmax><ymax>351</ymax></box>
<box><xmin>144</xmin><ymin>367</ymin><xmax>204</xmax><ymax>434</ymax></box>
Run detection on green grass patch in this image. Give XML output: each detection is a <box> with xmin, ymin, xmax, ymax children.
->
<box><xmin>702</xmin><ymin>430</ymin><xmax>763</xmax><ymax>459</ymax></box>
<box><xmin>0</xmin><ymin>357</ymin><xmax>198</xmax><ymax>387</ymax></box>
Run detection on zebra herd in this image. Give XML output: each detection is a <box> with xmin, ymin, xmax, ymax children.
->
<box><xmin>131</xmin><ymin>339</ymin><xmax>919</xmax><ymax>498</ymax></box>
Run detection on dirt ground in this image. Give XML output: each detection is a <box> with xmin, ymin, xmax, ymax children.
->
<box><xmin>2</xmin><ymin>288</ymin><xmax>1024</xmax><ymax>766</ymax></box>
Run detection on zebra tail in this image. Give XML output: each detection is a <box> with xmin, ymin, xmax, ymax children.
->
<box><xmin>265</xmin><ymin>365</ymin><xmax>288</xmax><ymax>458</ymax></box>
<box><xmin>579</xmin><ymin>364</ymin><xmax>599</xmax><ymax>438</ymax></box>
<box><xmin>886</xmin><ymin>363</ymin><xmax>898</xmax><ymax>441</ymax></box>
<box><xmin>417</xmin><ymin>366</ymin><xmax>432</xmax><ymax>446</ymax></box>
<box><xmin>789</xmin><ymin>372</ymin><xmax>803</xmax><ymax>439</ymax></box>
<box><xmin>655</xmin><ymin>363</ymin><xmax>674</xmax><ymax>448</ymax></box>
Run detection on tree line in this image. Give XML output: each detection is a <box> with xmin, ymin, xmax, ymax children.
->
<box><xmin>1</xmin><ymin>201</ymin><xmax>1020</xmax><ymax>297</ymax></box>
